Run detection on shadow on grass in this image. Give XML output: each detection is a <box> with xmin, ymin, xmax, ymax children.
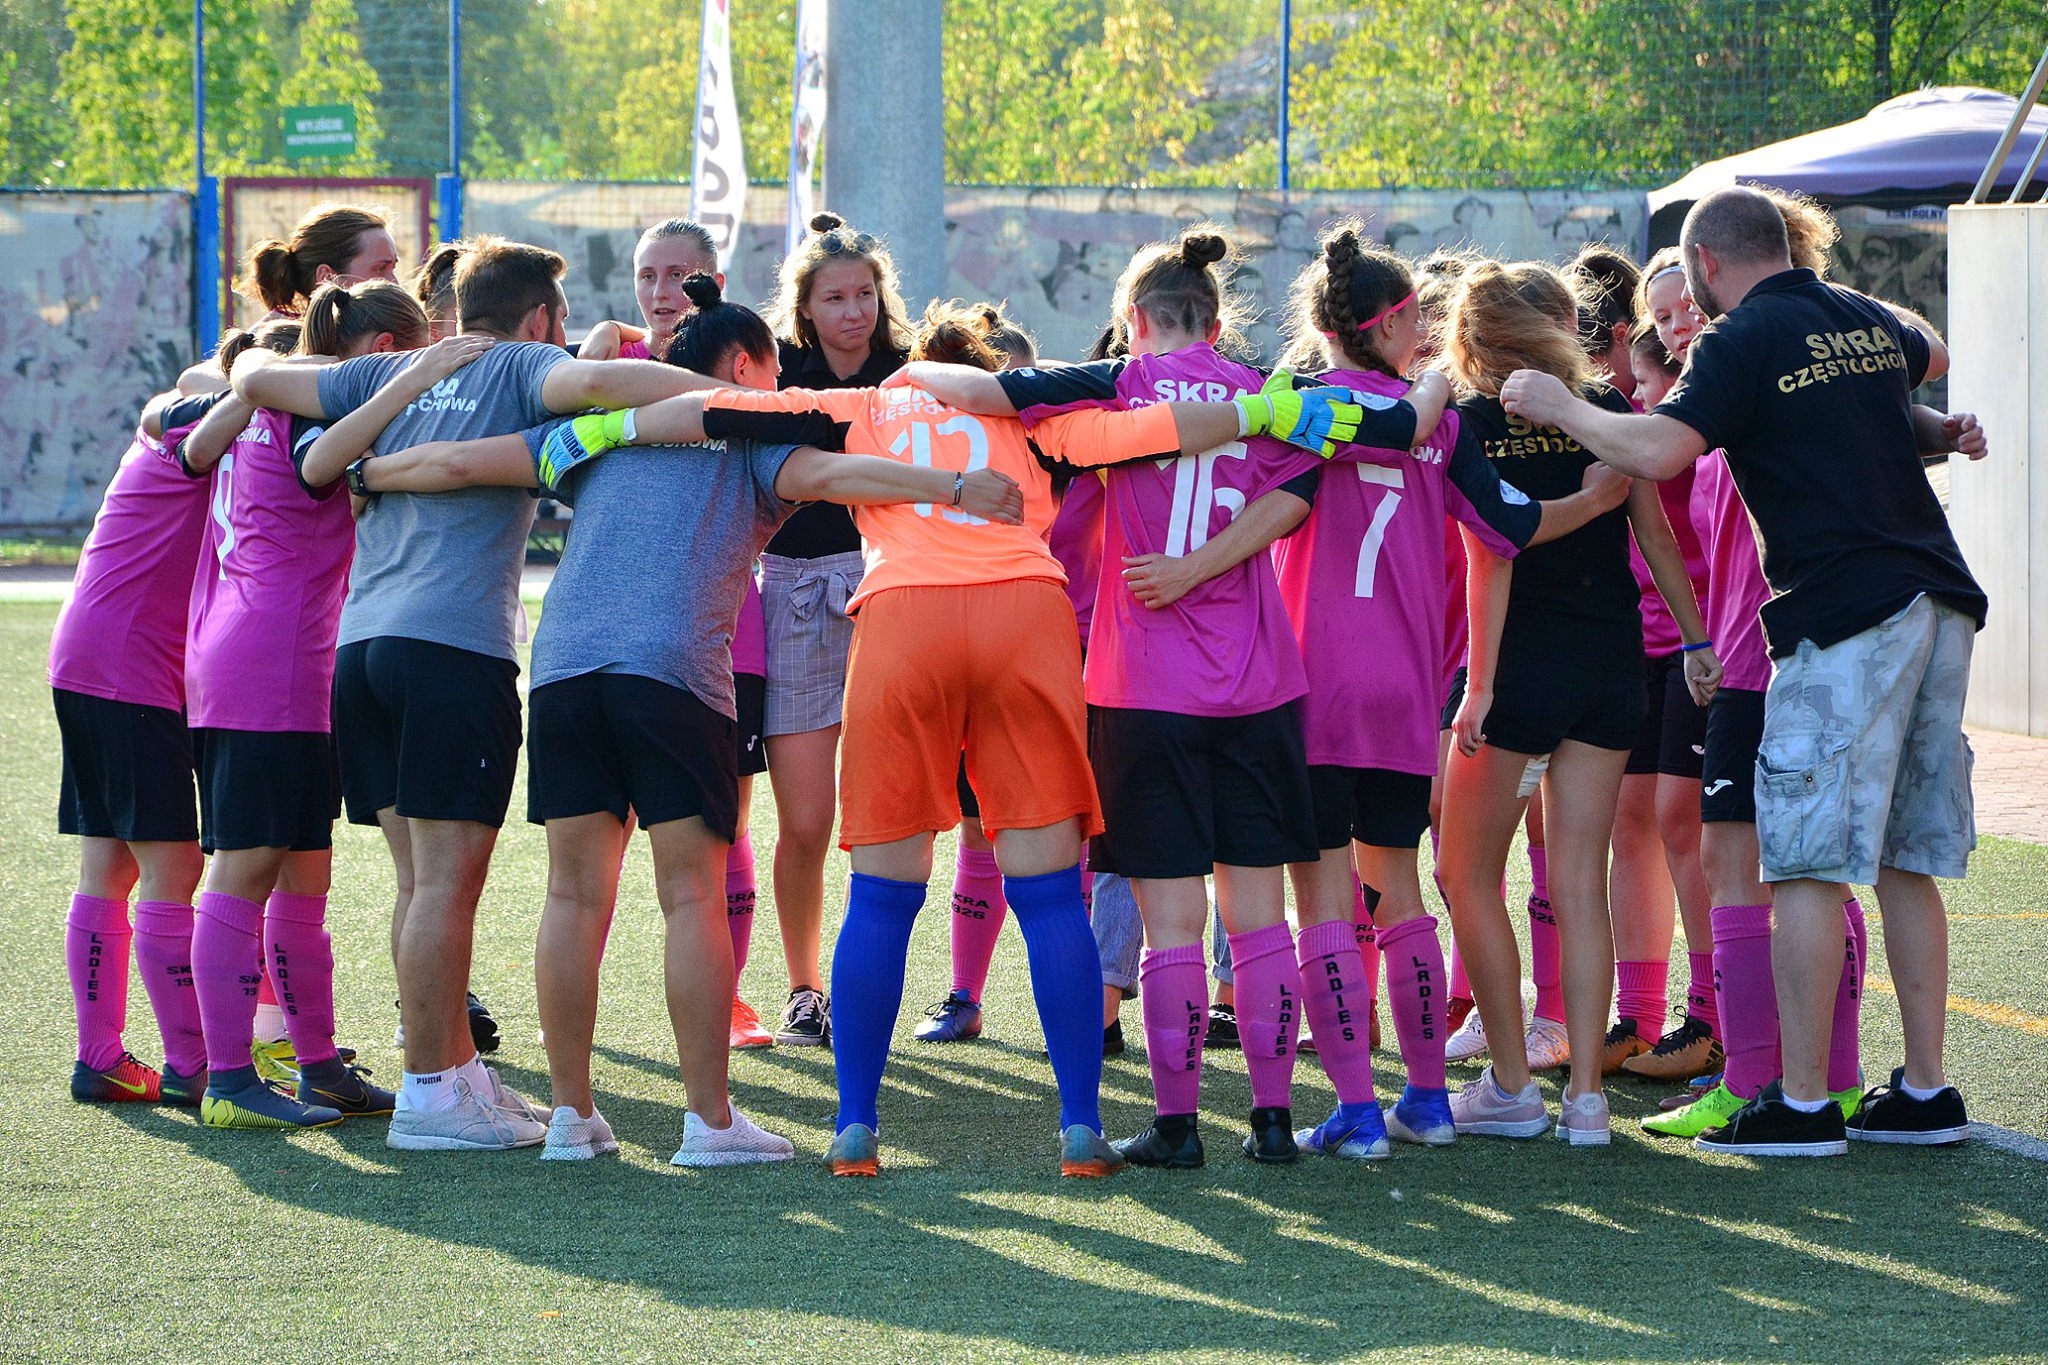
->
<box><xmin>108</xmin><ymin>1044</ymin><xmax>2047</xmax><ymax>1363</ymax></box>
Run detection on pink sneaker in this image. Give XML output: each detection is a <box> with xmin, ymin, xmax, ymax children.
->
<box><xmin>1555</xmin><ymin>1088</ymin><xmax>1611</xmax><ymax>1146</ymax></box>
<box><xmin>1449</xmin><ymin>1065</ymin><xmax>1550</xmax><ymax>1138</ymax></box>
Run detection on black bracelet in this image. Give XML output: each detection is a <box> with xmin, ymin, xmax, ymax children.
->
<box><xmin>951</xmin><ymin>471</ymin><xmax>964</xmax><ymax>507</ymax></box>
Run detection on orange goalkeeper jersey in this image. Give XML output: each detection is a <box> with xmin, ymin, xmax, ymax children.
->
<box><xmin>703</xmin><ymin>385</ymin><xmax>1179</xmax><ymax>610</ymax></box>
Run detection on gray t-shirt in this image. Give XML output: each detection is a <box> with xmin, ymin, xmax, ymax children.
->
<box><xmin>318</xmin><ymin>342</ymin><xmax>571</xmax><ymax>660</ymax></box>
<box><xmin>524</xmin><ymin>422</ymin><xmax>801</xmax><ymax>719</ymax></box>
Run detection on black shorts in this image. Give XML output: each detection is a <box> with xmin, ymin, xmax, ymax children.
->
<box><xmin>194</xmin><ymin>729</ymin><xmax>341</xmax><ymax>853</ymax></box>
<box><xmin>736</xmin><ymin>671</ymin><xmax>768</xmax><ymax>778</ymax></box>
<box><xmin>1439</xmin><ymin>665</ymin><xmax>1468</xmax><ymax>732</ymax></box>
<box><xmin>332</xmin><ymin>637</ymin><xmax>522</xmax><ymax>828</ymax></box>
<box><xmin>53</xmin><ymin>689</ymin><xmax>199</xmax><ymax>843</ymax></box>
<box><xmin>1308</xmin><ymin>765</ymin><xmax>1434</xmax><ymax>850</ymax></box>
<box><xmin>1088</xmin><ymin>702</ymin><xmax>1317</xmax><ymax>880</ymax></box>
<box><xmin>956</xmin><ymin>754</ymin><xmax>981</xmax><ymax>822</ymax></box>
<box><xmin>1625</xmin><ymin>652</ymin><xmax>1709</xmax><ymax>779</ymax></box>
<box><xmin>1701</xmin><ymin>686</ymin><xmax>1766</xmax><ymax>824</ymax></box>
<box><xmin>527</xmin><ymin>672</ymin><xmax>740</xmax><ymax>840</ymax></box>
<box><xmin>1484</xmin><ymin>654</ymin><xmax>1645</xmax><ymax>756</ymax></box>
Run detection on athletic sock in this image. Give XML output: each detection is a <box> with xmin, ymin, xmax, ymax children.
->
<box><xmin>1004</xmin><ymin>866</ymin><xmax>1102</xmax><ymax>1131</ymax></box>
<box><xmin>948</xmin><ymin>845</ymin><xmax>1008</xmax><ymax>1001</ymax></box>
<box><xmin>252</xmin><ymin>968</ymin><xmax>287</xmax><ymax>1045</ymax></box>
<box><xmin>1139</xmin><ymin>944</ymin><xmax>1207</xmax><ymax>1117</ymax></box>
<box><xmin>1686</xmin><ymin>949</ymin><xmax>1718</xmax><ymax>1032</ymax></box>
<box><xmin>1227</xmin><ymin>923</ymin><xmax>1302</xmax><ymax>1111</ymax></box>
<box><xmin>400</xmin><ymin>1052</ymin><xmax>480</xmax><ymax>1114</ymax></box>
<box><xmin>1352</xmin><ymin>879</ymin><xmax>1382</xmax><ymax>1013</ymax></box>
<box><xmin>133</xmin><ymin>899</ymin><xmax>206</xmax><ymax>1075</ymax></box>
<box><xmin>192</xmin><ymin>891</ymin><xmax>266</xmax><ymax>1076</ymax></box>
<box><xmin>1529</xmin><ymin>895</ymin><xmax>1563</xmax><ymax>1024</ymax></box>
<box><xmin>1711</xmin><ymin>904</ymin><xmax>1778</xmax><ymax>1099</ymax></box>
<box><xmin>66</xmin><ymin>893</ymin><xmax>132</xmax><ymax>1070</ymax></box>
<box><xmin>265</xmin><ymin>891</ymin><xmax>338</xmax><ymax>1069</ymax></box>
<box><xmin>1447</xmin><ymin>936</ymin><xmax>1473</xmax><ymax>1006</ymax></box>
<box><xmin>1829</xmin><ymin>898</ymin><xmax>1866</xmax><ymax>1093</ymax></box>
<box><xmin>1379</xmin><ymin>915</ymin><xmax>1449</xmax><ymax>1090</ymax></box>
<box><xmin>1900</xmin><ymin>1077</ymin><xmax>1947</xmax><ymax>1102</ymax></box>
<box><xmin>725</xmin><ymin>833</ymin><xmax>757</xmax><ymax>980</ymax></box>
<box><xmin>1295</xmin><ymin>919</ymin><xmax>1375</xmax><ymax>1107</ymax></box>
<box><xmin>1616</xmin><ymin>959</ymin><xmax>1668</xmax><ymax>1033</ymax></box>
<box><xmin>1528</xmin><ymin>845</ymin><xmax>1549</xmax><ymax>904</ymax></box>
<box><xmin>829</xmin><ymin>873</ymin><xmax>926</xmax><ymax>1132</ymax></box>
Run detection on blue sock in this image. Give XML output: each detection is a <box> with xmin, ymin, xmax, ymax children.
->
<box><xmin>830</xmin><ymin>873</ymin><xmax>927</xmax><ymax>1133</ymax></box>
<box><xmin>1004</xmin><ymin>864</ymin><xmax>1103</xmax><ymax>1133</ymax></box>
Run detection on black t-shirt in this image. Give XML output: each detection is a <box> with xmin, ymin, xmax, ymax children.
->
<box><xmin>1461</xmin><ymin>384</ymin><xmax>1642</xmax><ymax>672</ymax></box>
<box><xmin>1655</xmin><ymin>268</ymin><xmax>1985</xmax><ymax>655</ymax></box>
<box><xmin>762</xmin><ymin>339</ymin><xmax>909</xmax><ymax>559</ymax></box>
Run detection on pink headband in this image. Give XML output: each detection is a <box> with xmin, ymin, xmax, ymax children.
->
<box><xmin>1324</xmin><ymin>291</ymin><xmax>1417</xmax><ymax>339</ymax></box>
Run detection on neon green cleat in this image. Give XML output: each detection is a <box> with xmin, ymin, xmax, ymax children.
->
<box><xmin>1833</xmin><ymin>1084</ymin><xmax>1863</xmax><ymax>1121</ymax></box>
<box><xmin>1641</xmin><ymin>1079</ymin><xmax>1747</xmax><ymax>1138</ymax></box>
<box><xmin>250</xmin><ymin>1037</ymin><xmax>300</xmax><ymax>1087</ymax></box>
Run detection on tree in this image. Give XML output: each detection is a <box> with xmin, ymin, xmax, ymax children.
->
<box><xmin>1</xmin><ymin>1</ymin><xmax>71</xmax><ymax>185</ymax></box>
<box><xmin>277</xmin><ymin>0</ymin><xmax>383</xmax><ymax>174</ymax></box>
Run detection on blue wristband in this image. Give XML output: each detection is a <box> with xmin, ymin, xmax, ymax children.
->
<box><xmin>1680</xmin><ymin>639</ymin><xmax>1715</xmax><ymax>653</ymax></box>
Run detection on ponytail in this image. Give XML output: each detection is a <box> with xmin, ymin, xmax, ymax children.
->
<box><xmin>233</xmin><ymin>203</ymin><xmax>390</xmax><ymax>314</ymax></box>
<box><xmin>302</xmin><ymin>279</ymin><xmax>431</xmax><ymax>358</ymax></box>
<box><xmin>217</xmin><ymin>318</ymin><xmax>304</xmax><ymax>377</ymax></box>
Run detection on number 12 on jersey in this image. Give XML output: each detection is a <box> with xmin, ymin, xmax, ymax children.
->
<box><xmin>888</xmin><ymin>415</ymin><xmax>992</xmax><ymax>525</ymax></box>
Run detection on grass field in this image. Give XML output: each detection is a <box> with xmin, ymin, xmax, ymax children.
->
<box><xmin>1</xmin><ymin>598</ymin><xmax>2043</xmax><ymax>1365</ymax></box>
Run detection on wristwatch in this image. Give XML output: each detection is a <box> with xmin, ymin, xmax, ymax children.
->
<box><xmin>344</xmin><ymin>456</ymin><xmax>375</xmax><ymax>497</ymax></box>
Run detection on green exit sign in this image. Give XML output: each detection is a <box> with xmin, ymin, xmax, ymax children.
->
<box><xmin>283</xmin><ymin>104</ymin><xmax>357</xmax><ymax>160</ymax></box>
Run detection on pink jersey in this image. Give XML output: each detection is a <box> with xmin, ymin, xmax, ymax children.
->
<box><xmin>185</xmin><ymin>408</ymin><xmax>355</xmax><ymax>732</ymax></box>
<box><xmin>1690</xmin><ymin>450</ymin><xmax>1773</xmax><ymax>692</ymax></box>
<box><xmin>1049</xmin><ymin>471</ymin><xmax>1106</xmax><ymax>649</ymax></box>
<box><xmin>1441</xmin><ymin>521</ymin><xmax>1469</xmax><ymax>705</ymax></box>
<box><xmin>1274</xmin><ymin>370</ymin><xmax>1522</xmax><ymax>775</ymax></box>
<box><xmin>1628</xmin><ymin>465</ymin><xmax>1709</xmax><ymax>658</ymax></box>
<box><xmin>733</xmin><ymin>573</ymin><xmax>766</xmax><ymax>677</ymax></box>
<box><xmin>1021</xmin><ymin>344</ymin><xmax>1319</xmax><ymax>717</ymax></box>
<box><xmin>49</xmin><ymin>425</ymin><xmax>210</xmax><ymax>712</ymax></box>
<box><xmin>618</xmin><ymin>338</ymin><xmax>651</xmax><ymax>360</ymax></box>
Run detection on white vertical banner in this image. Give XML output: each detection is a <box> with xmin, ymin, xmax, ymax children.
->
<box><xmin>691</xmin><ymin>0</ymin><xmax>746</xmax><ymax>273</ymax></box>
<box><xmin>786</xmin><ymin>0</ymin><xmax>828</xmax><ymax>256</ymax></box>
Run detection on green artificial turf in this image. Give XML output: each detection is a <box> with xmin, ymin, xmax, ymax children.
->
<box><xmin>0</xmin><ymin>601</ymin><xmax>2041</xmax><ymax>1364</ymax></box>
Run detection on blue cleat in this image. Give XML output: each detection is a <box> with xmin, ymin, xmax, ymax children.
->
<box><xmin>201</xmin><ymin>1065</ymin><xmax>343</xmax><ymax>1130</ymax></box>
<box><xmin>912</xmin><ymin>990</ymin><xmax>983</xmax><ymax>1043</ymax></box>
<box><xmin>1384</xmin><ymin>1084</ymin><xmax>1458</xmax><ymax>1147</ymax></box>
<box><xmin>1296</xmin><ymin>1102</ymin><xmax>1391</xmax><ymax>1160</ymax></box>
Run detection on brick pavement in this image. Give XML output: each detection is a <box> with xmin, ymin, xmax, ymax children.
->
<box><xmin>1967</xmin><ymin>726</ymin><xmax>2048</xmax><ymax>847</ymax></box>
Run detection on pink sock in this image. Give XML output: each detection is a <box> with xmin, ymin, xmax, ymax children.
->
<box><xmin>948</xmin><ymin>846</ymin><xmax>1008</xmax><ymax>1000</ymax></box>
<box><xmin>1529</xmin><ymin>896</ymin><xmax>1563</xmax><ymax>1023</ymax></box>
<box><xmin>1079</xmin><ymin>844</ymin><xmax>1092</xmax><ymax>918</ymax></box>
<box><xmin>1227</xmin><ymin>923</ymin><xmax>1302</xmax><ymax>1110</ymax></box>
<box><xmin>1711</xmin><ymin>904</ymin><xmax>1778</xmax><ymax>1099</ymax></box>
<box><xmin>257</xmin><ymin>969</ymin><xmax>278</xmax><ymax>1008</ymax></box>
<box><xmin>1378</xmin><ymin>915</ymin><xmax>1448</xmax><ymax>1090</ymax></box>
<box><xmin>726</xmin><ymin>833</ymin><xmax>757</xmax><ymax>979</ymax></box>
<box><xmin>67</xmin><ymin>893</ymin><xmax>132</xmax><ymax>1070</ymax></box>
<box><xmin>1615</xmin><ymin>959</ymin><xmax>1668</xmax><ymax>1033</ymax></box>
<box><xmin>1686</xmin><ymin>950</ymin><xmax>1718</xmax><ymax>1032</ymax></box>
<box><xmin>1295</xmin><ymin>919</ymin><xmax>1375</xmax><ymax>1106</ymax></box>
<box><xmin>1139</xmin><ymin>944</ymin><xmax>1207</xmax><ymax>1117</ymax></box>
<box><xmin>1351</xmin><ymin>878</ymin><xmax>1381</xmax><ymax>1009</ymax></box>
<box><xmin>1829</xmin><ymin>898</ymin><xmax>1866</xmax><ymax>1093</ymax></box>
<box><xmin>133</xmin><ymin>900</ymin><xmax>206</xmax><ymax>1075</ymax></box>
<box><xmin>1528</xmin><ymin>845</ymin><xmax>1548</xmax><ymax>904</ymax></box>
<box><xmin>193</xmin><ymin>891</ymin><xmax>265</xmax><ymax>1075</ymax></box>
<box><xmin>265</xmin><ymin>892</ymin><xmax>338</xmax><ymax>1068</ymax></box>
<box><xmin>1447</xmin><ymin>936</ymin><xmax>1473</xmax><ymax>1003</ymax></box>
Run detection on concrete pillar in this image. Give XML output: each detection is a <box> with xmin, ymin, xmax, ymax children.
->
<box><xmin>824</xmin><ymin>0</ymin><xmax>946</xmax><ymax>307</ymax></box>
<box><xmin>1947</xmin><ymin>203</ymin><xmax>2048</xmax><ymax>735</ymax></box>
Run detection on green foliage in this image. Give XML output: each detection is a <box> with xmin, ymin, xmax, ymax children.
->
<box><xmin>0</xmin><ymin>2</ymin><xmax>72</xmax><ymax>184</ymax></box>
<box><xmin>276</xmin><ymin>0</ymin><xmax>383</xmax><ymax>173</ymax></box>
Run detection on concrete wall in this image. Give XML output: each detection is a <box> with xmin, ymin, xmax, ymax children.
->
<box><xmin>0</xmin><ymin>192</ymin><xmax>193</xmax><ymax>533</ymax></box>
<box><xmin>1948</xmin><ymin>203</ymin><xmax>2048</xmax><ymax>736</ymax></box>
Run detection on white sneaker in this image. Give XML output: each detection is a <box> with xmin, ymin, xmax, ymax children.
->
<box><xmin>1444</xmin><ymin>1010</ymin><xmax>1493</xmax><ymax>1062</ymax></box>
<box><xmin>1556</xmin><ymin>1089</ymin><xmax>1611</xmax><ymax>1146</ymax></box>
<box><xmin>1525</xmin><ymin>1016</ymin><xmax>1571</xmax><ymax>1071</ymax></box>
<box><xmin>542</xmin><ymin>1105</ymin><xmax>619</xmax><ymax>1161</ymax></box>
<box><xmin>479</xmin><ymin>1064</ymin><xmax>551</xmax><ymax>1124</ymax></box>
<box><xmin>670</xmin><ymin>1104</ymin><xmax>797</xmax><ymax>1167</ymax></box>
<box><xmin>386</xmin><ymin>1078</ymin><xmax>547</xmax><ymax>1151</ymax></box>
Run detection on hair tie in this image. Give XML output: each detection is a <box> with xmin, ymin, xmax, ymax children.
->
<box><xmin>1319</xmin><ymin>330</ymin><xmax>1339</xmax><ymax>340</ymax></box>
<box><xmin>1355</xmin><ymin>291</ymin><xmax>1416</xmax><ymax>334</ymax></box>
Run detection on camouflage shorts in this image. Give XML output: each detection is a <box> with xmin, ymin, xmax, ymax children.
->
<box><xmin>1756</xmin><ymin>595</ymin><xmax>1977</xmax><ymax>885</ymax></box>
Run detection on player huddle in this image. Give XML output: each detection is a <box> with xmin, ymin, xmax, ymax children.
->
<box><xmin>54</xmin><ymin>183</ymin><xmax>1987</xmax><ymax>1176</ymax></box>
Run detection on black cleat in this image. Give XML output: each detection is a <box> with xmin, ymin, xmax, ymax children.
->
<box><xmin>1103</xmin><ymin>1018</ymin><xmax>1125</xmax><ymax>1057</ymax></box>
<box><xmin>1114</xmin><ymin>1113</ymin><xmax>1205</xmax><ymax>1169</ymax></box>
<box><xmin>1242</xmin><ymin>1105</ymin><xmax>1300</xmax><ymax>1163</ymax></box>
<box><xmin>1204</xmin><ymin>1003</ymin><xmax>1240</xmax><ymax>1050</ymax></box>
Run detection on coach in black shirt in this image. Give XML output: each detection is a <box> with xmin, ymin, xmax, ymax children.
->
<box><xmin>1500</xmin><ymin>186</ymin><xmax>1987</xmax><ymax>1157</ymax></box>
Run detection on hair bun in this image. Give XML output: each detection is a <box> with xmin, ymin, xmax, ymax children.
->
<box><xmin>1179</xmin><ymin>231</ymin><xmax>1228</xmax><ymax>267</ymax></box>
<box><xmin>681</xmin><ymin>272</ymin><xmax>724</xmax><ymax>310</ymax></box>
<box><xmin>1323</xmin><ymin>228</ymin><xmax>1361</xmax><ymax>268</ymax></box>
<box><xmin>809</xmin><ymin>212</ymin><xmax>845</xmax><ymax>233</ymax></box>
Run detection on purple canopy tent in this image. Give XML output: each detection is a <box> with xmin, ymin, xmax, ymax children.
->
<box><xmin>1647</xmin><ymin>86</ymin><xmax>2048</xmax><ymax>247</ymax></box>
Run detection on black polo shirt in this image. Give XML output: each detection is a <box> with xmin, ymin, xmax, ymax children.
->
<box><xmin>763</xmin><ymin>339</ymin><xmax>909</xmax><ymax>559</ymax></box>
<box><xmin>1655</xmin><ymin>268</ymin><xmax>1984</xmax><ymax>656</ymax></box>
<box><xmin>1462</xmin><ymin>384</ymin><xmax>1643</xmax><ymax>673</ymax></box>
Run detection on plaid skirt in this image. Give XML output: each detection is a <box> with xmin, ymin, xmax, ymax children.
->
<box><xmin>758</xmin><ymin>550</ymin><xmax>863</xmax><ymax>736</ymax></box>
